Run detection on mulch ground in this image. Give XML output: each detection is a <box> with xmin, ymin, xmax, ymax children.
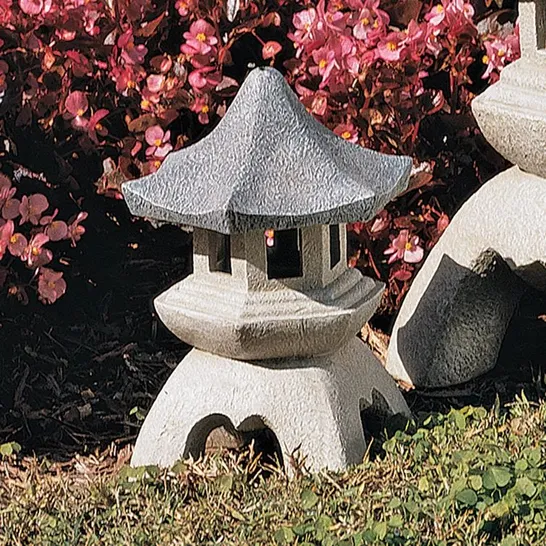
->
<box><xmin>1</xmin><ymin>192</ymin><xmax>545</xmax><ymax>462</ymax></box>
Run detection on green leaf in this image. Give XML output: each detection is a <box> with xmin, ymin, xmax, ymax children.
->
<box><xmin>451</xmin><ymin>411</ymin><xmax>466</xmax><ymax>430</ymax></box>
<box><xmin>216</xmin><ymin>475</ymin><xmax>233</xmax><ymax>493</ymax></box>
<box><xmin>275</xmin><ymin>527</ymin><xmax>294</xmax><ymax>544</ymax></box>
<box><xmin>524</xmin><ymin>447</ymin><xmax>542</xmax><ymax>467</ymax></box>
<box><xmin>484</xmin><ymin>467</ymin><xmax>512</xmax><ymax>489</ymax></box>
<box><xmin>489</xmin><ymin>500</ymin><xmax>510</xmax><ymax>518</ymax></box>
<box><xmin>499</xmin><ymin>536</ymin><xmax>517</xmax><ymax>546</ymax></box>
<box><xmin>515</xmin><ymin>477</ymin><xmax>536</xmax><ymax>498</ymax></box>
<box><xmin>301</xmin><ymin>489</ymin><xmax>319</xmax><ymax>510</ymax></box>
<box><xmin>315</xmin><ymin>515</ymin><xmax>333</xmax><ymax>532</ymax></box>
<box><xmin>418</xmin><ymin>477</ymin><xmax>430</xmax><ymax>492</ymax></box>
<box><xmin>292</xmin><ymin>522</ymin><xmax>313</xmax><ymax>536</ymax></box>
<box><xmin>515</xmin><ymin>459</ymin><xmax>528</xmax><ymax>473</ymax></box>
<box><xmin>456</xmin><ymin>489</ymin><xmax>478</xmax><ymax>506</ymax></box>
<box><xmin>0</xmin><ymin>442</ymin><xmax>21</xmax><ymax>457</ymax></box>
<box><xmin>374</xmin><ymin>522</ymin><xmax>387</xmax><ymax>540</ymax></box>
<box><xmin>469</xmin><ymin>475</ymin><xmax>483</xmax><ymax>491</ymax></box>
<box><xmin>388</xmin><ymin>497</ymin><xmax>401</xmax><ymax>509</ymax></box>
<box><xmin>388</xmin><ymin>514</ymin><xmax>404</xmax><ymax>528</ymax></box>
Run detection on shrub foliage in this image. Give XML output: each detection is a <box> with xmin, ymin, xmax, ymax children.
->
<box><xmin>0</xmin><ymin>0</ymin><xmax>518</xmax><ymax>306</ymax></box>
<box><xmin>1</xmin><ymin>398</ymin><xmax>545</xmax><ymax>545</ymax></box>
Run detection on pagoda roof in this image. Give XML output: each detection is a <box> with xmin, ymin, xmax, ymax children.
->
<box><xmin>122</xmin><ymin>67</ymin><xmax>411</xmax><ymax>234</ymax></box>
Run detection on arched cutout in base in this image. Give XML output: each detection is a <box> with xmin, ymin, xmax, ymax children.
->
<box><xmin>184</xmin><ymin>413</ymin><xmax>284</xmax><ymax>470</ymax></box>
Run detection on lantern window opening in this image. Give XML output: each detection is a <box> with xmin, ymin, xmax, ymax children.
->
<box><xmin>329</xmin><ymin>224</ymin><xmax>341</xmax><ymax>269</ymax></box>
<box><xmin>265</xmin><ymin>228</ymin><xmax>303</xmax><ymax>279</ymax></box>
<box><xmin>209</xmin><ymin>231</ymin><xmax>232</xmax><ymax>274</ymax></box>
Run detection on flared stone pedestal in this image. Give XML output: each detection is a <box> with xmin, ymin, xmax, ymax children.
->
<box><xmin>386</xmin><ymin>167</ymin><xmax>546</xmax><ymax>388</ymax></box>
<box><xmin>131</xmin><ymin>337</ymin><xmax>410</xmax><ymax>472</ymax></box>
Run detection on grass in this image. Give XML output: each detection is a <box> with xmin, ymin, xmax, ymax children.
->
<box><xmin>1</xmin><ymin>395</ymin><xmax>545</xmax><ymax>546</ymax></box>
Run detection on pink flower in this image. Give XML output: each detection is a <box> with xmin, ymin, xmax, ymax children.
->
<box><xmin>118</xmin><ymin>30</ymin><xmax>148</xmax><ymax>65</ymax></box>
<box><xmin>8</xmin><ymin>232</ymin><xmax>27</xmax><ymax>257</ymax></box>
<box><xmin>317</xmin><ymin>0</ymin><xmax>347</xmax><ymax>32</ymax></box>
<box><xmin>2</xmin><ymin>197</ymin><xmax>20</xmax><ymax>220</ymax></box>
<box><xmin>64</xmin><ymin>91</ymin><xmax>89</xmax><ymax>128</ymax></box>
<box><xmin>352</xmin><ymin>2</ymin><xmax>389</xmax><ymax>44</ymax></box>
<box><xmin>377</xmin><ymin>31</ymin><xmax>407</xmax><ymax>63</ymax></box>
<box><xmin>334</xmin><ymin>122</ymin><xmax>359</xmax><ymax>144</ymax></box>
<box><xmin>38</xmin><ymin>268</ymin><xmax>66</xmax><ymax>304</ymax></box>
<box><xmin>369</xmin><ymin>210</ymin><xmax>391</xmax><ymax>236</ymax></box>
<box><xmin>311</xmin><ymin>47</ymin><xmax>338</xmax><ymax>86</ymax></box>
<box><xmin>19</xmin><ymin>0</ymin><xmax>42</xmax><ymax>15</ymax></box>
<box><xmin>0</xmin><ymin>219</ymin><xmax>13</xmax><ymax>259</ymax></box>
<box><xmin>311</xmin><ymin>90</ymin><xmax>329</xmax><ymax>116</ymax></box>
<box><xmin>384</xmin><ymin>230</ymin><xmax>424</xmax><ymax>264</ymax></box>
<box><xmin>191</xmin><ymin>96</ymin><xmax>211</xmax><ymax>124</ymax></box>
<box><xmin>145</xmin><ymin>125</ymin><xmax>173</xmax><ymax>159</ymax></box>
<box><xmin>87</xmin><ymin>109</ymin><xmax>109</xmax><ymax>143</ymax></box>
<box><xmin>482</xmin><ymin>31</ymin><xmax>520</xmax><ymax>82</ymax></box>
<box><xmin>46</xmin><ymin>221</ymin><xmax>68</xmax><ymax>241</ymax></box>
<box><xmin>0</xmin><ymin>0</ymin><xmax>12</xmax><ymax>25</ymax></box>
<box><xmin>67</xmin><ymin>211</ymin><xmax>87</xmax><ymax>246</ymax></box>
<box><xmin>188</xmin><ymin>67</ymin><xmax>221</xmax><ymax>92</ymax></box>
<box><xmin>19</xmin><ymin>194</ymin><xmax>49</xmax><ymax>225</ymax></box>
<box><xmin>22</xmin><ymin>232</ymin><xmax>51</xmax><ymax>268</ymax></box>
<box><xmin>65</xmin><ymin>91</ymin><xmax>88</xmax><ymax>118</ymax></box>
<box><xmin>0</xmin><ymin>175</ymin><xmax>19</xmax><ymax>220</ymax></box>
<box><xmin>391</xmin><ymin>266</ymin><xmax>413</xmax><ymax>282</ymax></box>
<box><xmin>175</xmin><ymin>0</ymin><xmax>190</xmax><ymax>17</ymax></box>
<box><xmin>291</xmin><ymin>8</ymin><xmax>318</xmax><ymax>47</ymax></box>
<box><xmin>262</xmin><ymin>41</ymin><xmax>282</xmax><ymax>60</ymax></box>
<box><xmin>425</xmin><ymin>1</ymin><xmax>447</xmax><ymax>27</ymax></box>
<box><xmin>182</xmin><ymin>20</ymin><xmax>218</xmax><ymax>56</ymax></box>
<box><xmin>111</xmin><ymin>65</ymin><xmax>145</xmax><ymax>95</ymax></box>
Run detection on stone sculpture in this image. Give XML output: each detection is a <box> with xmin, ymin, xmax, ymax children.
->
<box><xmin>386</xmin><ymin>0</ymin><xmax>546</xmax><ymax>388</ymax></box>
<box><xmin>123</xmin><ymin>66</ymin><xmax>411</xmax><ymax>472</ymax></box>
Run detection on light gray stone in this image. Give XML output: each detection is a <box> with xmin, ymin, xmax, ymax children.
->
<box><xmin>126</xmin><ymin>66</ymin><xmax>411</xmax><ymax>473</ymax></box>
<box><xmin>156</xmin><ymin>226</ymin><xmax>384</xmax><ymax>360</ymax></box>
<box><xmin>472</xmin><ymin>1</ymin><xmax>546</xmax><ymax>178</ymax></box>
<box><xmin>386</xmin><ymin>1</ymin><xmax>546</xmax><ymax>388</ymax></box>
<box><xmin>122</xmin><ymin>66</ymin><xmax>411</xmax><ymax>234</ymax></box>
<box><xmin>386</xmin><ymin>167</ymin><xmax>546</xmax><ymax>388</ymax></box>
<box><xmin>131</xmin><ymin>338</ymin><xmax>410</xmax><ymax>473</ymax></box>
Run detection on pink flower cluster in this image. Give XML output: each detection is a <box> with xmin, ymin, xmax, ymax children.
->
<box><xmin>290</xmin><ymin>0</ymin><xmax>481</xmax><ymax>142</ymax></box>
<box><xmin>289</xmin><ymin>0</ymin><xmax>518</xmax><ymax>300</ymax></box>
<box><xmin>481</xmin><ymin>25</ymin><xmax>520</xmax><ymax>83</ymax></box>
<box><xmin>0</xmin><ymin>0</ymin><xmax>520</xmax><ymax>309</ymax></box>
<box><xmin>0</xmin><ymin>174</ymin><xmax>87</xmax><ymax>303</ymax></box>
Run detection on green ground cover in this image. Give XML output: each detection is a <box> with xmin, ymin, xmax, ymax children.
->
<box><xmin>1</xmin><ymin>396</ymin><xmax>545</xmax><ymax>546</ymax></box>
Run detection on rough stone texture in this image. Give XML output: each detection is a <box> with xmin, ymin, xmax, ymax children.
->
<box><xmin>472</xmin><ymin>58</ymin><xmax>546</xmax><ymax>179</ymax></box>
<box><xmin>131</xmin><ymin>338</ymin><xmax>411</xmax><ymax>473</ymax></box>
<box><xmin>157</xmin><ymin>226</ymin><xmax>384</xmax><ymax>360</ymax></box>
<box><xmin>122</xmin><ymin>66</ymin><xmax>411</xmax><ymax>234</ymax></box>
<box><xmin>472</xmin><ymin>1</ymin><xmax>546</xmax><ymax>178</ymax></box>
<box><xmin>386</xmin><ymin>167</ymin><xmax>546</xmax><ymax>388</ymax></box>
<box><xmin>126</xmin><ymin>66</ymin><xmax>411</xmax><ymax>473</ymax></box>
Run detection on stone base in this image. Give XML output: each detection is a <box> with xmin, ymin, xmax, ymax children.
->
<box><xmin>131</xmin><ymin>337</ymin><xmax>410</xmax><ymax>473</ymax></box>
<box><xmin>386</xmin><ymin>166</ymin><xmax>546</xmax><ymax>388</ymax></box>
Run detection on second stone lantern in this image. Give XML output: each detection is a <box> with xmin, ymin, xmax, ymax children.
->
<box><xmin>123</xmin><ymin>67</ymin><xmax>411</xmax><ymax>472</ymax></box>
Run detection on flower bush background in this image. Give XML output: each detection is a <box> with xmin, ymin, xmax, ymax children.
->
<box><xmin>0</xmin><ymin>0</ymin><xmax>519</xmax><ymax>310</ymax></box>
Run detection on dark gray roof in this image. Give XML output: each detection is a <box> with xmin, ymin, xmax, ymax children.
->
<box><xmin>122</xmin><ymin>67</ymin><xmax>411</xmax><ymax>234</ymax></box>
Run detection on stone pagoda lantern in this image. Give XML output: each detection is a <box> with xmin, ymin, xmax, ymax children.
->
<box><xmin>123</xmin><ymin>67</ymin><xmax>411</xmax><ymax>472</ymax></box>
<box><xmin>386</xmin><ymin>0</ymin><xmax>546</xmax><ymax>388</ymax></box>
